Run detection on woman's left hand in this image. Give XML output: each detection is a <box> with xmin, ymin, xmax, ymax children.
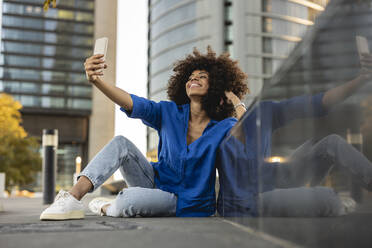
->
<box><xmin>225</xmin><ymin>91</ymin><xmax>246</xmax><ymax>119</ymax></box>
<box><xmin>224</xmin><ymin>91</ymin><xmax>241</xmax><ymax>106</ymax></box>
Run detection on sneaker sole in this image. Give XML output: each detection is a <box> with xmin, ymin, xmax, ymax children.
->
<box><xmin>40</xmin><ymin>210</ymin><xmax>85</xmax><ymax>220</ymax></box>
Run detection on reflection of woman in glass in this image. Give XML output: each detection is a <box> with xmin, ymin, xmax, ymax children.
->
<box><xmin>40</xmin><ymin>47</ymin><xmax>249</xmax><ymax>220</ymax></box>
<box><xmin>217</xmin><ymin>54</ymin><xmax>372</xmax><ymax>217</ymax></box>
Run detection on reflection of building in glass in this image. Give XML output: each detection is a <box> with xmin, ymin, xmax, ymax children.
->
<box><xmin>0</xmin><ymin>0</ymin><xmax>94</xmax><ymax>189</ymax></box>
<box><xmin>266</xmin><ymin>0</ymin><xmax>372</xmax><ymax>140</ymax></box>
<box><xmin>263</xmin><ymin>0</ymin><xmax>372</xmax><ymax>193</ymax></box>
<box><xmin>229</xmin><ymin>0</ymin><xmax>329</xmax><ymax>97</ymax></box>
<box><xmin>264</xmin><ymin>0</ymin><xmax>372</xmax><ymax>149</ymax></box>
<box><xmin>147</xmin><ymin>0</ymin><xmax>329</xmax><ymax>154</ymax></box>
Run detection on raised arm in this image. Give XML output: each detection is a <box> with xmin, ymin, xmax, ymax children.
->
<box><xmin>322</xmin><ymin>53</ymin><xmax>372</xmax><ymax>110</ymax></box>
<box><xmin>84</xmin><ymin>54</ymin><xmax>133</xmax><ymax>112</ymax></box>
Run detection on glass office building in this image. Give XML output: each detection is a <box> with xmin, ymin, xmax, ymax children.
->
<box><xmin>0</xmin><ymin>0</ymin><xmax>94</xmax><ymax>189</ymax></box>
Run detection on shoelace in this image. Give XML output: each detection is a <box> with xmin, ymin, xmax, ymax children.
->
<box><xmin>54</xmin><ymin>191</ymin><xmax>70</xmax><ymax>207</ymax></box>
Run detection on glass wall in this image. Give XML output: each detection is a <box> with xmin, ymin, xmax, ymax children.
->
<box><xmin>218</xmin><ymin>0</ymin><xmax>372</xmax><ymax>246</ymax></box>
<box><xmin>258</xmin><ymin>0</ymin><xmax>328</xmax><ymax>79</ymax></box>
<box><xmin>145</xmin><ymin>0</ymin><xmax>372</xmax><ymax>244</ymax></box>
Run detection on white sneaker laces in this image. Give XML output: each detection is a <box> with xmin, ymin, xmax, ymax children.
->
<box><xmin>54</xmin><ymin>191</ymin><xmax>70</xmax><ymax>206</ymax></box>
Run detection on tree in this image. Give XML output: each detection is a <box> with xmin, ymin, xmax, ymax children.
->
<box><xmin>0</xmin><ymin>94</ymin><xmax>41</xmax><ymax>191</ymax></box>
<box><xmin>43</xmin><ymin>0</ymin><xmax>57</xmax><ymax>12</ymax></box>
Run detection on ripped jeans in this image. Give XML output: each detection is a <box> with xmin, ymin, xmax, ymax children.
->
<box><xmin>79</xmin><ymin>136</ymin><xmax>177</xmax><ymax>217</ymax></box>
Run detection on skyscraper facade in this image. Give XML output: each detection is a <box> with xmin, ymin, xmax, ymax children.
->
<box><xmin>147</xmin><ymin>0</ymin><xmax>225</xmax><ymax>155</ymax></box>
<box><xmin>0</xmin><ymin>0</ymin><xmax>117</xmax><ymax>189</ymax></box>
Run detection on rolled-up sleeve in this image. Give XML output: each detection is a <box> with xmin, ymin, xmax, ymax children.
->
<box><xmin>272</xmin><ymin>92</ymin><xmax>328</xmax><ymax>130</ymax></box>
<box><xmin>120</xmin><ymin>94</ymin><xmax>162</xmax><ymax>131</ymax></box>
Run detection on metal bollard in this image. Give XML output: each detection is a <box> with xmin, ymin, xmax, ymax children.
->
<box><xmin>42</xmin><ymin>129</ymin><xmax>58</xmax><ymax>204</ymax></box>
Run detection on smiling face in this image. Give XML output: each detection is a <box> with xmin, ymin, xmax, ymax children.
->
<box><xmin>185</xmin><ymin>70</ymin><xmax>209</xmax><ymax>99</ymax></box>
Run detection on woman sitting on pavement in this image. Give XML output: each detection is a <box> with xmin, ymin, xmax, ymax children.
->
<box><xmin>40</xmin><ymin>47</ymin><xmax>249</xmax><ymax>220</ymax></box>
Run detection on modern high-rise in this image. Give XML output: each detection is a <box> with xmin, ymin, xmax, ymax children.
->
<box><xmin>0</xmin><ymin>0</ymin><xmax>117</xmax><ymax>189</ymax></box>
<box><xmin>147</xmin><ymin>0</ymin><xmax>329</xmax><ymax>154</ymax></box>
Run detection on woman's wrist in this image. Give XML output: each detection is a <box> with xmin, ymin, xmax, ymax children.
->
<box><xmin>90</xmin><ymin>76</ymin><xmax>102</xmax><ymax>86</ymax></box>
<box><xmin>234</xmin><ymin>102</ymin><xmax>246</xmax><ymax>110</ymax></box>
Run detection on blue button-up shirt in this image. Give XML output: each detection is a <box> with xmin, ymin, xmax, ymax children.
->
<box><xmin>121</xmin><ymin>94</ymin><xmax>237</xmax><ymax>217</ymax></box>
<box><xmin>216</xmin><ymin>93</ymin><xmax>328</xmax><ymax>217</ymax></box>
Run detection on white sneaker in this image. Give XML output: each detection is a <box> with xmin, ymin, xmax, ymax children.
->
<box><xmin>339</xmin><ymin>196</ymin><xmax>357</xmax><ymax>215</ymax></box>
<box><xmin>88</xmin><ymin>197</ymin><xmax>113</xmax><ymax>216</ymax></box>
<box><xmin>40</xmin><ymin>190</ymin><xmax>84</xmax><ymax>220</ymax></box>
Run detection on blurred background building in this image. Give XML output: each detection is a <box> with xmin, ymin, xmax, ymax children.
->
<box><xmin>147</xmin><ymin>0</ymin><xmax>329</xmax><ymax>155</ymax></box>
<box><xmin>0</xmin><ymin>0</ymin><xmax>117</xmax><ymax>190</ymax></box>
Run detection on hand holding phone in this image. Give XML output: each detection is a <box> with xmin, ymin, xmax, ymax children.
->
<box><xmin>85</xmin><ymin>37</ymin><xmax>108</xmax><ymax>80</ymax></box>
<box><xmin>356</xmin><ymin>36</ymin><xmax>372</xmax><ymax>80</ymax></box>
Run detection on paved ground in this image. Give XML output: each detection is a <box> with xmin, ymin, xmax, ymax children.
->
<box><xmin>1</xmin><ymin>193</ymin><xmax>372</xmax><ymax>248</ymax></box>
<box><xmin>0</xmin><ymin>197</ymin><xmax>283</xmax><ymax>248</ymax></box>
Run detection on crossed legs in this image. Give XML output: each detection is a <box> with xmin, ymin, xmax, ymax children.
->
<box><xmin>73</xmin><ymin>135</ymin><xmax>176</xmax><ymax>217</ymax></box>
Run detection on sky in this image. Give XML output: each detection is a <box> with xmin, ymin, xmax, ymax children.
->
<box><xmin>114</xmin><ymin>1</ymin><xmax>148</xmax><ymax>179</ymax></box>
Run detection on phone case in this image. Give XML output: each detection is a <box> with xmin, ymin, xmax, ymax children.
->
<box><xmin>94</xmin><ymin>37</ymin><xmax>108</xmax><ymax>73</ymax></box>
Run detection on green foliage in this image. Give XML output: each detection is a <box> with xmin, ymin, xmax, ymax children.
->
<box><xmin>43</xmin><ymin>0</ymin><xmax>57</xmax><ymax>12</ymax></box>
<box><xmin>0</xmin><ymin>94</ymin><xmax>41</xmax><ymax>191</ymax></box>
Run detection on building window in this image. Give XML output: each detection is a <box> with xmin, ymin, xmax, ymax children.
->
<box><xmin>263</xmin><ymin>58</ymin><xmax>273</xmax><ymax>75</ymax></box>
<box><xmin>262</xmin><ymin>0</ymin><xmax>272</xmax><ymax>12</ymax></box>
<box><xmin>262</xmin><ymin>18</ymin><xmax>272</xmax><ymax>33</ymax></box>
<box><xmin>263</xmin><ymin>37</ymin><xmax>272</xmax><ymax>53</ymax></box>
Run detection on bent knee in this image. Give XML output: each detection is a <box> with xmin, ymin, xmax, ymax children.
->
<box><xmin>321</xmin><ymin>134</ymin><xmax>345</xmax><ymax>146</ymax></box>
<box><xmin>116</xmin><ymin>187</ymin><xmax>176</xmax><ymax>217</ymax></box>
<box><xmin>116</xmin><ymin>187</ymin><xmax>149</xmax><ymax>217</ymax></box>
<box><xmin>112</xmin><ymin>135</ymin><xmax>137</xmax><ymax>150</ymax></box>
<box><xmin>112</xmin><ymin>135</ymin><xmax>129</xmax><ymax>144</ymax></box>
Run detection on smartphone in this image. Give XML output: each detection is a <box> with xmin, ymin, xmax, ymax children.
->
<box><xmin>356</xmin><ymin>35</ymin><xmax>370</xmax><ymax>58</ymax></box>
<box><xmin>94</xmin><ymin>37</ymin><xmax>108</xmax><ymax>73</ymax></box>
<box><xmin>86</xmin><ymin>37</ymin><xmax>108</xmax><ymax>79</ymax></box>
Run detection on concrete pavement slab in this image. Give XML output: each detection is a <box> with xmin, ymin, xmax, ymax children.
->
<box><xmin>0</xmin><ymin>197</ymin><xmax>284</xmax><ymax>248</ymax></box>
<box><xmin>2</xmin><ymin>195</ymin><xmax>372</xmax><ymax>248</ymax></box>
